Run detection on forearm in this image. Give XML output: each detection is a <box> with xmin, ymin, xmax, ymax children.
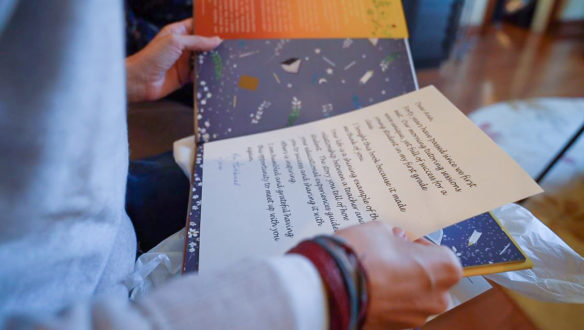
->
<box><xmin>139</xmin><ymin>257</ymin><xmax>326</xmax><ymax>329</ymax></box>
<box><xmin>6</xmin><ymin>257</ymin><xmax>327</xmax><ymax>330</ymax></box>
<box><xmin>126</xmin><ymin>55</ymin><xmax>147</xmax><ymax>103</ymax></box>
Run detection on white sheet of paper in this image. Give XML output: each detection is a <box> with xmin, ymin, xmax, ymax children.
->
<box><xmin>198</xmin><ymin>86</ymin><xmax>542</xmax><ymax>270</ymax></box>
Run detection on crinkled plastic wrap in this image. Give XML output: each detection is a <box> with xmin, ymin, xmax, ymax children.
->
<box><xmin>126</xmin><ymin>229</ymin><xmax>185</xmax><ymax>301</ymax></box>
<box><xmin>486</xmin><ymin>204</ymin><xmax>584</xmax><ymax>303</ymax></box>
<box><xmin>125</xmin><ymin>199</ymin><xmax>584</xmax><ymax>303</ymax></box>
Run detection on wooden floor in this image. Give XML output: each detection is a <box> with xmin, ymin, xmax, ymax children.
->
<box><xmin>417</xmin><ymin>24</ymin><xmax>584</xmax><ymax>115</ymax></box>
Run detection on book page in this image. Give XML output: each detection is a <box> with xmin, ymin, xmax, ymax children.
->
<box><xmin>185</xmin><ymin>38</ymin><xmax>417</xmax><ymax>272</ymax></box>
<box><xmin>194</xmin><ymin>0</ymin><xmax>408</xmax><ymax>39</ymax></box>
<box><xmin>194</xmin><ymin>39</ymin><xmax>416</xmax><ymax>143</ymax></box>
<box><xmin>197</xmin><ymin>86</ymin><xmax>542</xmax><ymax>270</ymax></box>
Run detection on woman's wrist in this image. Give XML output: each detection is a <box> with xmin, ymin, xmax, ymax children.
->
<box><xmin>125</xmin><ymin>55</ymin><xmax>146</xmax><ymax>103</ymax></box>
<box><xmin>314</xmin><ymin>236</ymin><xmax>369</xmax><ymax>328</ymax></box>
<box><xmin>288</xmin><ymin>235</ymin><xmax>370</xmax><ymax>330</ymax></box>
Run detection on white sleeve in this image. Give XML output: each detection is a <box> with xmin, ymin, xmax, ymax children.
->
<box><xmin>4</xmin><ymin>257</ymin><xmax>329</xmax><ymax>330</ymax></box>
<box><xmin>267</xmin><ymin>255</ymin><xmax>329</xmax><ymax>330</ymax></box>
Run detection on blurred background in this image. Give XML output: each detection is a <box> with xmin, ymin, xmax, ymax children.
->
<box><xmin>407</xmin><ymin>0</ymin><xmax>583</xmax><ymax>113</ymax></box>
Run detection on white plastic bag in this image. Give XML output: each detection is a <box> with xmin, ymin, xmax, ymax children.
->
<box><xmin>126</xmin><ymin>229</ymin><xmax>185</xmax><ymax>300</ymax></box>
<box><xmin>486</xmin><ymin>204</ymin><xmax>584</xmax><ymax>303</ymax></box>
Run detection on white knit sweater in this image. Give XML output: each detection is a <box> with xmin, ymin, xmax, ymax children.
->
<box><xmin>0</xmin><ymin>1</ymin><xmax>325</xmax><ymax>328</ymax></box>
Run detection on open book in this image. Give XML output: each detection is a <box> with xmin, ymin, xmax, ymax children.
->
<box><xmin>184</xmin><ymin>85</ymin><xmax>541</xmax><ymax>275</ymax></box>
<box><xmin>184</xmin><ymin>0</ymin><xmax>541</xmax><ymax>276</ymax></box>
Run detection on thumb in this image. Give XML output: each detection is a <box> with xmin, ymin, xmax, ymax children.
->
<box><xmin>422</xmin><ymin>245</ymin><xmax>463</xmax><ymax>288</ymax></box>
<box><xmin>175</xmin><ymin>35</ymin><xmax>222</xmax><ymax>51</ymax></box>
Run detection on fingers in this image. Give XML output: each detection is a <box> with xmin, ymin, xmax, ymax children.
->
<box><xmin>407</xmin><ymin>292</ymin><xmax>451</xmax><ymax>319</ymax></box>
<box><xmin>414</xmin><ymin>236</ymin><xmax>434</xmax><ymax>246</ymax></box>
<box><xmin>392</xmin><ymin>227</ymin><xmax>407</xmax><ymax>239</ymax></box>
<box><xmin>172</xmin><ymin>35</ymin><xmax>222</xmax><ymax>52</ymax></box>
<box><xmin>340</xmin><ymin>222</ymin><xmax>460</xmax><ymax>329</ymax></box>
<box><xmin>390</xmin><ymin>226</ymin><xmax>428</xmax><ymax>244</ymax></box>
<box><xmin>158</xmin><ymin>18</ymin><xmax>193</xmax><ymax>38</ymax></box>
<box><xmin>439</xmin><ymin>245</ymin><xmax>463</xmax><ymax>282</ymax></box>
<box><xmin>422</xmin><ymin>245</ymin><xmax>463</xmax><ymax>288</ymax></box>
<box><xmin>176</xmin><ymin>52</ymin><xmax>194</xmax><ymax>86</ymax></box>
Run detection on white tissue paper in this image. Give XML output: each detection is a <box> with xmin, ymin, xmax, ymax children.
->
<box><xmin>126</xmin><ymin>229</ymin><xmax>185</xmax><ymax>301</ymax></box>
<box><xmin>125</xmin><ymin>137</ymin><xmax>584</xmax><ymax>304</ymax></box>
<box><xmin>486</xmin><ymin>204</ymin><xmax>584</xmax><ymax>303</ymax></box>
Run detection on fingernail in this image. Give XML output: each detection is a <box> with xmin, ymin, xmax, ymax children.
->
<box><xmin>392</xmin><ymin>227</ymin><xmax>406</xmax><ymax>238</ymax></box>
<box><xmin>214</xmin><ymin>36</ymin><xmax>223</xmax><ymax>43</ymax></box>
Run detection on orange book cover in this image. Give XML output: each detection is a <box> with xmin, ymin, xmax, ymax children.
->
<box><xmin>195</xmin><ymin>0</ymin><xmax>409</xmax><ymax>39</ymax></box>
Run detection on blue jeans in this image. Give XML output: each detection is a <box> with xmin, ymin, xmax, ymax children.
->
<box><xmin>125</xmin><ymin>152</ymin><xmax>189</xmax><ymax>253</ymax></box>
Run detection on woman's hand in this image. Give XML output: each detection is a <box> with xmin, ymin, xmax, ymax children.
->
<box><xmin>336</xmin><ymin>222</ymin><xmax>462</xmax><ymax>330</ymax></box>
<box><xmin>125</xmin><ymin>18</ymin><xmax>222</xmax><ymax>103</ymax></box>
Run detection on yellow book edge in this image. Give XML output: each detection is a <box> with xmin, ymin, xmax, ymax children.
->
<box><xmin>462</xmin><ymin>211</ymin><xmax>533</xmax><ymax>277</ymax></box>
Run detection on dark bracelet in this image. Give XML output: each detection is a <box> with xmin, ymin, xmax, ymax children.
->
<box><xmin>313</xmin><ymin>236</ymin><xmax>360</xmax><ymax>329</ymax></box>
<box><xmin>288</xmin><ymin>240</ymin><xmax>351</xmax><ymax>330</ymax></box>
<box><xmin>287</xmin><ymin>235</ymin><xmax>370</xmax><ymax>330</ymax></box>
<box><xmin>321</xmin><ymin>235</ymin><xmax>370</xmax><ymax>328</ymax></box>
